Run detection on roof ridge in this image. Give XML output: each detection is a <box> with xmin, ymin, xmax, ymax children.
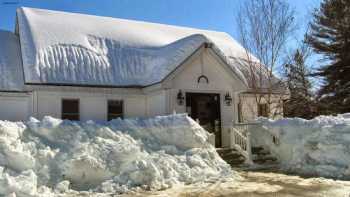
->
<box><xmin>18</xmin><ymin>7</ymin><xmax>228</xmax><ymax>35</ymax></box>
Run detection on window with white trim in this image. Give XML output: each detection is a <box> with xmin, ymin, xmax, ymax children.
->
<box><xmin>62</xmin><ymin>99</ymin><xmax>80</xmax><ymax>121</ymax></box>
<box><xmin>108</xmin><ymin>100</ymin><xmax>123</xmax><ymax>121</ymax></box>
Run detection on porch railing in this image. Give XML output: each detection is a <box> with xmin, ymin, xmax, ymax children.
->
<box><xmin>229</xmin><ymin>122</ymin><xmax>260</xmax><ymax>165</ymax></box>
<box><xmin>229</xmin><ymin>122</ymin><xmax>281</xmax><ymax>165</ymax></box>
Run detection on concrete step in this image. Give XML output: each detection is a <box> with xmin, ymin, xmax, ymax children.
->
<box><xmin>216</xmin><ymin>148</ymin><xmax>237</xmax><ymax>155</ymax></box>
<box><xmin>253</xmin><ymin>156</ymin><xmax>278</xmax><ymax>164</ymax></box>
<box><xmin>236</xmin><ymin>163</ymin><xmax>280</xmax><ymax>171</ymax></box>
<box><xmin>218</xmin><ymin>146</ymin><xmax>279</xmax><ymax>166</ymax></box>
<box><xmin>217</xmin><ymin>147</ymin><xmax>247</xmax><ymax>166</ymax></box>
<box><xmin>225</xmin><ymin>158</ymin><xmax>246</xmax><ymax>166</ymax></box>
<box><xmin>251</xmin><ymin>146</ymin><xmax>279</xmax><ymax>165</ymax></box>
<box><xmin>221</xmin><ymin>151</ymin><xmax>243</xmax><ymax>158</ymax></box>
<box><xmin>252</xmin><ymin>154</ymin><xmax>277</xmax><ymax>160</ymax></box>
<box><xmin>251</xmin><ymin>146</ymin><xmax>264</xmax><ymax>154</ymax></box>
<box><xmin>252</xmin><ymin>146</ymin><xmax>272</xmax><ymax>155</ymax></box>
<box><xmin>225</xmin><ymin>155</ymin><xmax>246</xmax><ymax>162</ymax></box>
<box><xmin>254</xmin><ymin>150</ymin><xmax>270</xmax><ymax>156</ymax></box>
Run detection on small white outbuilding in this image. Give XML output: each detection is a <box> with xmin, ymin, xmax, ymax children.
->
<box><xmin>0</xmin><ymin>7</ymin><xmax>287</xmax><ymax>147</ymax></box>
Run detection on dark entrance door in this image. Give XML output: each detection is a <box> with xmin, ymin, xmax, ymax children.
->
<box><xmin>186</xmin><ymin>92</ymin><xmax>221</xmax><ymax>147</ymax></box>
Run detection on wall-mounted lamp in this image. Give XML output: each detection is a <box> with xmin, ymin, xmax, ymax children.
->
<box><xmin>224</xmin><ymin>92</ymin><xmax>232</xmax><ymax>106</ymax></box>
<box><xmin>177</xmin><ymin>90</ymin><xmax>185</xmax><ymax>105</ymax></box>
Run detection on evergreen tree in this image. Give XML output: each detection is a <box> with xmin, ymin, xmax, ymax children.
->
<box><xmin>284</xmin><ymin>50</ymin><xmax>317</xmax><ymax>119</ymax></box>
<box><xmin>306</xmin><ymin>0</ymin><xmax>350</xmax><ymax>114</ymax></box>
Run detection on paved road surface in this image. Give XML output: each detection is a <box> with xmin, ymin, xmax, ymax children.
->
<box><xmin>124</xmin><ymin>170</ymin><xmax>350</xmax><ymax>197</ymax></box>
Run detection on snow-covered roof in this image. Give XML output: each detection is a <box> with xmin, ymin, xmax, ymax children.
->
<box><xmin>0</xmin><ymin>30</ymin><xmax>24</xmax><ymax>91</ymax></box>
<box><xmin>16</xmin><ymin>7</ymin><xmax>251</xmax><ymax>87</ymax></box>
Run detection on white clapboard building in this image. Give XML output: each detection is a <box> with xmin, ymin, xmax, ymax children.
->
<box><xmin>0</xmin><ymin>7</ymin><xmax>287</xmax><ymax>147</ymax></box>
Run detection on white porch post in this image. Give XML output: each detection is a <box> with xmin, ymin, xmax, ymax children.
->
<box><xmin>245</xmin><ymin>130</ymin><xmax>253</xmax><ymax>165</ymax></box>
<box><xmin>230</xmin><ymin>127</ymin><xmax>234</xmax><ymax>149</ymax></box>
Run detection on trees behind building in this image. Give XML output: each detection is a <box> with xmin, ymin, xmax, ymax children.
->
<box><xmin>237</xmin><ymin>0</ymin><xmax>295</xmax><ymax>119</ymax></box>
<box><xmin>237</xmin><ymin>0</ymin><xmax>350</xmax><ymax>119</ymax></box>
<box><xmin>306</xmin><ymin>0</ymin><xmax>350</xmax><ymax>114</ymax></box>
<box><xmin>283</xmin><ymin>49</ymin><xmax>318</xmax><ymax>119</ymax></box>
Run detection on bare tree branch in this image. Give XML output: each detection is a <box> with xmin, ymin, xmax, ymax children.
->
<box><xmin>237</xmin><ymin>0</ymin><xmax>296</xmax><ymax>119</ymax></box>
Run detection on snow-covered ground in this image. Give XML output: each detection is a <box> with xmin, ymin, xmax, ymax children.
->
<box><xmin>252</xmin><ymin>113</ymin><xmax>350</xmax><ymax>179</ymax></box>
<box><xmin>0</xmin><ymin>114</ymin><xmax>234</xmax><ymax>196</ymax></box>
<box><xmin>126</xmin><ymin>170</ymin><xmax>350</xmax><ymax>197</ymax></box>
<box><xmin>1</xmin><ymin>113</ymin><xmax>350</xmax><ymax>196</ymax></box>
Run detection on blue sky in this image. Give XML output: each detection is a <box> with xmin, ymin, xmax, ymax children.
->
<box><xmin>0</xmin><ymin>0</ymin><xmax>320</xmax><ymax>42</ymax></box>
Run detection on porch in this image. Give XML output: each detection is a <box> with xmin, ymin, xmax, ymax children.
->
<box><xmin>210</xmin><ymin>122</ymin><xmax>279</xmax><ymax>167</ymax></box>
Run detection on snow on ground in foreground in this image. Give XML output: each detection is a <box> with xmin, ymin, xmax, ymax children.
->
<box><xmin>253</xmin><ymin>113</ymin><xmax>350</xmax><ymax>179</ymax></box>
<box><xmin>130</xmin><ymin>171</ymin><xmax>350</xmax><ymax>197</ymax></box>
<box><xmin>0</xmin><ymin>114</ymin><xmax>234</xmax><ymax>196</ymax></box>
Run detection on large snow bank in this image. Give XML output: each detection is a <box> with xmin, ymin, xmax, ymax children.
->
<box><xmin>0</xmin><ymin>114</ymin><xmax>233</xmax><ymax>196</ymax></box>
<box><xmin>253</xmin><ymin>114</ymin><xmax>350</xmax><ymax>179</ymax></box>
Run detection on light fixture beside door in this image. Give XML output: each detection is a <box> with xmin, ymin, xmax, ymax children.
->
<box><xmin>224</xmin><ymin>92</ymin><xmax>232</xmax><ymax>106</ymax></box>
<box><xmin>177</xmin><ymin>90</ymin><xmax>185</xmax><ymax>105</ymax></box>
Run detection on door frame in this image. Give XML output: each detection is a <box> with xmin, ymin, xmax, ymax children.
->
<box><xmin>185</xmin><ymin>92</ymin><xmax>222</xmax><ymax>147</ymax></box>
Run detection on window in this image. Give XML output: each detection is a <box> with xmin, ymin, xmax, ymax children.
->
<box><xmin>108</xmin><ymin>100</ymin><xmax>123</xmax><ymax>121</ymax></box>
<box><xmin>258</xmin><ymin>103</ymin><xmax>269</xmax><ymax>117</ymax></box>
<box><xmin>62</xmin><ymin>99</ymin><xmax>80</xmax><ymax>121</ymax></box>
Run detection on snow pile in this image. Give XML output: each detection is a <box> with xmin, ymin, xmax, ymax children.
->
<box><xmin>0</xmin><ymin>114</ymin><xmax>233</xmax><ymax>196</ymax></box>
<box><xmin>253</xmin><ymin>114</ymin><xmax>350</xmax><ymax>179</ymax></box>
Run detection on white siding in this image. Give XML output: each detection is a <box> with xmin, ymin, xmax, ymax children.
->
<box><xmin>165</xmin><ymin>48</ymin><xmax>247</xmax><ymax>147</ymax></box>
<box><xmin>80</xmin><ymin>97</ymin><xmax>107</xmax><ymax>121</ymax></box>
<box><xmin>239</xmin><ymin>94</ymin><xmax>285</xmax><ymax>122</ymax></box>
<box><xmin>124</xmin><ymin>97</ymin><xmax>147</xmax><ymax>118</ymax></box>
<box><xmin>34</xmin><ymin>91</ymin><xmax>147</xmax><ymax>121</ymax></box>
<box><xmin>37</xmin><ymin>93</ymin><xmax>61</xmax><ymax>119</ymax></box>
<box><xmin>0</xmin><ymin>93</ymin><xmax>31</xmax><ymax>121</ymax></box>
<box><xmin>146</xmin><ymin>90</ymin><xmax>167</xmax><ymax>117</ymax></box>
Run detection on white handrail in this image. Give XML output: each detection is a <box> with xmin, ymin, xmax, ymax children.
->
<box><xmin>230</xmin><ymin>126</ymin><xmax>253</xmax><ymax>165</ymax></box>
<box><xmin>230</xmin><ymin>122</ymin><xmax>280</xmax><ymax>165</ymax></box>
